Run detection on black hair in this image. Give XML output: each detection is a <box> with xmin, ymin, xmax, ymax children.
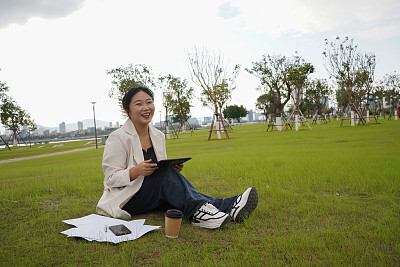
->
<box><xmin>122</xmin><ymin>86</ymin><xmax>154</xmax><ymax>113</ymax></box>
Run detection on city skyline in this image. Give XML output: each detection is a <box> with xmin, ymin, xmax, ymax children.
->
<box><xmin>0</xmin><ymin>108</ymin><xmax>267</xmax><ymax>135</ymax></box>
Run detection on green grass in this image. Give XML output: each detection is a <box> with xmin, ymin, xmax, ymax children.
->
<box><xmin>1</xmin><ymin>119</ymin><xmax>399</xmax><ymax>266</ymax></box>
<box><xmin>0</xmin><ymin>139</ymin><xmax>99</xmax><ymax>160</ymax></box>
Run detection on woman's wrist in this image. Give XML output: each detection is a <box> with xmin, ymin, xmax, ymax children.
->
<box><xmin>129</xmin><ymin>166</ymin><xmax>139</xmax><ymax>181</ymax></box>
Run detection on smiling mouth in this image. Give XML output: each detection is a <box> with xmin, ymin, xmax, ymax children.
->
<box><xmin>142</xmin><ymin>113</ymin><xmax>150</xmax><ymax>118</ymax></box>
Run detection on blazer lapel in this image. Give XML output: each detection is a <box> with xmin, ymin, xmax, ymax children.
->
<box><xmin>122</xmin><ymin>119</ymin><xmax>144</xmax><ymax>164</ymax></box>
<box><xmin>149</xmin><ymin>125</ymin><xmax>166</xmax><ymax>161</ymax></box>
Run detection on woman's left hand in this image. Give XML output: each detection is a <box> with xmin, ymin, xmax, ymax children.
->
<box><xmin>172</xmin><ymin>163</ymin><xmax>184</xmax><ymax>172</ymax></box>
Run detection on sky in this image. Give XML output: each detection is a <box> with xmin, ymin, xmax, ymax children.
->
<box><xmin>0</xmin><ymin>0</ymin><xmax>399</xmax><ymax>130</ymax></box>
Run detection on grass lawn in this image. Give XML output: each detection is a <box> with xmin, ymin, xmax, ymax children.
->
<box><xmin>0</xmin><ymin>119</ymin><xmax>399</xmax><ymax>265</ymax></box>
<box><xmin>0</xmin><ymin>139</ymin><xmax>100</xmax><ymax>161</ymax></box>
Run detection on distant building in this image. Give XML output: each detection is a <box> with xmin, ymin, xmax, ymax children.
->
<box><xmin>43</xmin><ymin>130</ymin><xmax>50</xmax><ymax>136</ymax></box>
<box><xmin>188</xmin><ymin>117</ymin><xmax>199</xmax><ymax>125</ymax></box>
<box><xmin>116</xmin><ymin>122</ymin><xmax>120</xmax><ymax>128</ymax></box>
<box><xmin>78</xmin><ymin>121</ymin><xmax>83</xmax><ymax>131</ymax></box>
<box><xmin>109</xmin><ymin>122</ymin><xmax>112</xmax><ymax>128</ymax></box>
<box><xmin>203</xmin><ymin>117</ymin><xmax>212</xmax><ymax>124</ymax></box>
<box><xmin>59</xmin><ymin>122</ymin><xmax>66</xmax><ymax>133</ymax></box>
<box><xmin>255</xmin><ymin>111</ymin><xmax>264</xmax><ymax>121</ymax></box>
<box><xmin>248</xmin><ymin>109</ymin><xmax>254</xmax><ymax>122</ymax></box>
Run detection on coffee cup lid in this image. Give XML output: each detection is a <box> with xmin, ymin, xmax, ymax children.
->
<box><xmin>165</xmin><ymin>209</ymin><xmax>183</xmax><ymax>219</ymax></box>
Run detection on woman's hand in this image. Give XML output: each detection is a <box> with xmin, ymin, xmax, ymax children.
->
<box><xmin>130</xmin><ymin>159</ymin><xmax>158</xmax><ymax>180</ymax></box>
<box><xmin>172</xmin><ymin>163</ymin><xmax>184</xmax><ymax>172</ymax></box>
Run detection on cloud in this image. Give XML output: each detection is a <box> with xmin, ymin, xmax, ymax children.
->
<box><xmin>226</xmin><ymin>0</ymin><xmax>400</xmax><ymax>39</ymax></box>
<box><xmin>0</xmin><ymin>0</ymin><xmax>86</xmax><ymax>28</ymax></box>
<box><xmin>218</xmin><ymin>2</ymin><xmax>241</xmax><ymax>19</ymax></box>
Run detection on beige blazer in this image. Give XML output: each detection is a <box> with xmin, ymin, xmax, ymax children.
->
<box><xmin>96</xmin><ymin>119</ymin><xmax>167</xmax><ymax>219</ymax></box>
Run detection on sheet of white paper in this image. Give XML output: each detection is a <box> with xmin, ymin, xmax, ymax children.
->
<box><xmin>63</xmin><ymin>214</ymin><xmax>132</xmax><ymax>227</ymax></box>
<box><xmin>61</xmin><ymin>214</ymin><xmax>160</xmax><ymax>243</ymax></box>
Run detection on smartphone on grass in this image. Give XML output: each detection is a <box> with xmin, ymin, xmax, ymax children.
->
<box><xmin>108</xmin><ymin>224</ymin><xmax>131</xmax><ymax>236</ymax></box>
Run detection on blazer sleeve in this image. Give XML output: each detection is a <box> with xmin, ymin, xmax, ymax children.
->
<box><xmin>102</xmin><ymin>131</ymin><xmax>134</xmax><ymax>188</ymax></box>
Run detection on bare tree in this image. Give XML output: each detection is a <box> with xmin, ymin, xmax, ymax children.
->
<box><xmin>323</xmin><ymin>37</ymin><xmax>363</xmax><ymax>126</ymax></box>
<box><xmin>187</xmin><ymin>47</ymin><xmax>240</xmax><ymax>140</ymax></box>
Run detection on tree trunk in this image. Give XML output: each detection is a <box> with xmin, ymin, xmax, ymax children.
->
<box><xmin>165</xmin><ymin>107</ymin><xmax>170</xmax><ymax>139</ymax></box>
<box><xmin>351</xmin><ymin>110</ymin><xmax>355</xmax><ymax>126</ymax></box>
<box><xmin>295</xmin><ymin>105</ymin><xmax>299</xmax><ymax>131</ymax></box>
<box><xmin>346</xmin><ymin>84</ymin><xmax>355</xmax><ymax>126</ymax></box>
<box><xmin>181</xmin><ymin>120</ymin><xmax>186</xmax><ymax>134</ymax></box>
<box><xmin>317</xmin><ymin>107</ymin><xmax>322</xmax><ymax>124</ymax></box>
<box><xmin>275</xmin><ymin>108</ymin><xmax>282</xmax><ymax>131</ymax></box>
<box><xmin>12</xmin><ymin>132</ymin><xmax>18</xmax><ymax>146</ymax></box>
<box><xmin>216</xmin><ymin>119</ymin><xmax>221</xmax><ymax>139</ymax></box>
<box><xmin>366</xmin><ymin>94</ymin><xmax>371</xmax><ymax>124</ymax></box>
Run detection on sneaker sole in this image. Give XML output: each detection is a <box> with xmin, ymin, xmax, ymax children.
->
<box><xmin>234</xmin><ymin>187</ymin><xmax>258</xmax><ymax>223</ymax></box>
<box><xmin>192</xmin><ymin>215</ymin><xmax>231</xmax><ymax>229</ymax></box>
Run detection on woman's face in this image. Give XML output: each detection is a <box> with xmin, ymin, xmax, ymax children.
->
<box><xmin>126</xmin><ymin>90</ymin><xmax>155</xmax><ymax>127</ymax></box>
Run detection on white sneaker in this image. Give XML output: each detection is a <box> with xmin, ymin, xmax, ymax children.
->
<box><xmin>230</xmin><ymin>187</ymin><xmax>258</xmax><ymax>223</ymax></box>
<box><xmin>192</xmin><ymin>203</ymin><xmax>231</xmax><ymax>229</ymax></box>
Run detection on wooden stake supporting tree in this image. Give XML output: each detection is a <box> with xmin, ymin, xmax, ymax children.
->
<box><xmin>208</xmin><ymin>108</ymin><xmax>229</xmax><ymax>141</ymax></box>
<box><xmin>340</xmin><ymin>103</ymin><xmax>367</xmax><ymax>127</ymax></box>
<box><xmin>285</xmin><ymin>108</ymin><xmax>311</xmax><ymax>131</ymax></box>
<box><xmin>163</xmin><ymin>115</ymin><xmax>178</xmax><ymax>139</ymax></box>
<box><xmin>0</xmin><ymin>135</ymin><xmax>11</xmax><ymax>150</ymax></box>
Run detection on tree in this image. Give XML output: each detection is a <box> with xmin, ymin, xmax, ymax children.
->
<box><xmin>0</xmin><ymin>78</ymin><xmax>9</xmax><ymax>102</ymax></box>
<box><xmin>106</xmin><ymin>64</ymin><xmax>155</xmax><ymax>116</ymax></box>
<box><xmin>0</xmin><ymin>75</ymin><xmax>11</xmax><ymax>149</ymax></box>
<box><xmin>358</xmin><ymin>52</ymin><xmax>376</xmax><ymax>123</ymax></box>
<box><xmin>301</xmin><ymin>97</ymin><xmax>315</xmax><ymax>117</ymax></box>
<box><xmin>323</xmin><ymin>36</ymin><xmax>363</xmax><ymax>126</ymax></box>
<box><xmin>305</xmin><ymin>79</ymin><xmax>332</xmax><ymax>124</ymax></box>
<box><xmin>246</xmin><ymin>54</ymin><xmax>297</xmax><ymax>130</ymax></box>
<box><xmin>382</xmin><ymin>72</ymin><xmax>400</xmax><ymax>120</ymax></box>
<box><xmin>187</xmin><ymin>46</ymin><xmax>240</xmax><ymax>140</ymax></box>
<box><xmin>288</xmin><ymin>54</ymin><xmax>314</xmax><ymax>130</ymax></box>
<box><xmin>223</xmin><ymin>105</ymin><xmax>248</xmax><ymax>124</ymax></box>
<box><xmin>373</xmin><ymin>84</ymin><xmax>386</xmax><ymax>119</ymax></box>
<box><xmin>255</xmin><ymin>91</ymin><xmax>275</xmax><ymax>121</ymax></box>
<box><xmin>0</xmin><ymin>99</ymin><xmax>36</xmax><ymax>146</ymax></box>
<box><xmin>335</xmin><ymin>86</ymin><xmax>349</xmax><ymax>118</ymax></box>
<box><xmin>158</xmin><ymin>74</ymin><xmax>194</xmax><ymax>134</ymax></box>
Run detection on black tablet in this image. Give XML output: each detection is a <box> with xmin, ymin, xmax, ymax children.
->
<box><xmin>157</xmin><ymin>157</ymin><xmax>191</xmax><ymax>168</ymax></box>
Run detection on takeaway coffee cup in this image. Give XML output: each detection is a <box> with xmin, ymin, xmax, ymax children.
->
<box><xmin>165</xmin><ymin>209</ymin><xmax>183</xmax><ymax>238</ymax></box>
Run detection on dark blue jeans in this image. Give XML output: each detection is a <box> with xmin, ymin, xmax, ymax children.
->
<box><xmin>122</xmin><ymin>167</ymin><xmax>238</xmax><ymax>220</ymax></box>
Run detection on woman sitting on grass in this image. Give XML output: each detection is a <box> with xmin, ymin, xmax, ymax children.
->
<box><xmin>96</xmin><ymin>86</ymin><xmax>258</xmax><ymax>229</ymax></box>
